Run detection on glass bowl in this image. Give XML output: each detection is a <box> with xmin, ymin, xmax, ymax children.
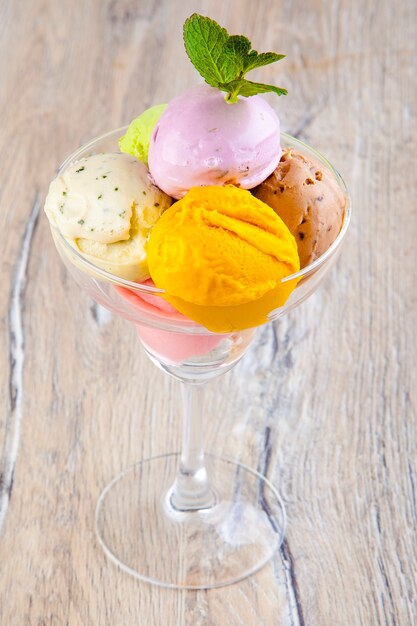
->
<box><xmin>48</xmin><ymin>128</ymin><xmax>351</xmax><ymax>589</ymax></box>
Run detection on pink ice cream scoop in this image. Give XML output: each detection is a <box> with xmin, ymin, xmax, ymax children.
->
<box><xmin>115</xmin><ymin>281</ymin><xmax>225</xmax><ymax>364</ymax></box>
<box><xmin>148</xmin><ymin>84</ymin><xmax>281</xmax><ymax>199</ymax></box>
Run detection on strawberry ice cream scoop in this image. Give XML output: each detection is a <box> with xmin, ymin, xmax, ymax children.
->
<box><xmin>148</xmin><ymin>84</ymin><xmax>281</xmax><ymax>199</ymax></box>
<box><xmin>115</xmin><ymin>281</ymin><xmax>226</xmax><ymax>365</ymax></box>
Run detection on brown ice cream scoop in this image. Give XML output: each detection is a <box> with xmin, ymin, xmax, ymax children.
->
<box><xmin>253</xmin><ymin>148</ymin><xmax>345</xmax><ymax>268</ymax></box>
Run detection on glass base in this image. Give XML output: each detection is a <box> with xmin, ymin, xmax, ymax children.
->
<box><xmin>95</xmin><ymin>453</ymin><xmax>286</xmax><ymax>589</ymax></box>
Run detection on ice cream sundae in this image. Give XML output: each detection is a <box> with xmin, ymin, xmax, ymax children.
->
<box><xmin>45</xmin><ymin>14</ymin><xmax>346</xmax><ymax>334</ymax></box>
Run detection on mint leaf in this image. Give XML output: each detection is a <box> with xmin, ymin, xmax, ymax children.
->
<box><xmin>222</xmin><ymin>79</ymin><xmax>288</xmax><ymax>103</ymax></box>
<box><xmin>183</xmin><ymin>14</ymin><xmax>287</xmax><ymax>102</ymax></box>
<box><xmin>222</xmin><ymin>35</ymin><xmax>252</xmax><ymax>75</ymax></box>
<box><xmin>242</xmin><ymin>51</ymin><xmax>285</xmax><ymax>74</ymax></box>
<box><xmin>183</xmin><ymin>14</ymin><xmax>230</xmax><ymax>85</ymax></box>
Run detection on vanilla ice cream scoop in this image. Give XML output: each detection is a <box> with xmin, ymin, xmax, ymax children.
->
<box><xmin>44</xmin><ymin>152</ymin><xmax>172</xmax><ymax>281</ymax></box>
<box><xmin>148</xmin><ymin>84</ymin><xmax>281</xmax><ymax>199</ymax></box>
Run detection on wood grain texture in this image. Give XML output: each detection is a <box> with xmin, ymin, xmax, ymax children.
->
<box><xmin>0</xmin><ymin>0</ymin><xmax>416</xmax><ymax>624</ymax></box>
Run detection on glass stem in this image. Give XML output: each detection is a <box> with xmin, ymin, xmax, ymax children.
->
<box><xmin>170</xmin><ymin>382</ymin><xmax>217</xmax><ymax>511</ymax></box>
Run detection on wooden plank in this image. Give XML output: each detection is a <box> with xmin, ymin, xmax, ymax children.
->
<box><xmin>0</xmin><ymin>0</ymin><xmax>416</xmax><ymax>624</ymax></box>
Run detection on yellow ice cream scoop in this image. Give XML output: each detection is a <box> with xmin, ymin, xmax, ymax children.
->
<box><xmin>147</xmin><ymin>186</ymin><xmax>300</xmax><ymax>332</ymax></box>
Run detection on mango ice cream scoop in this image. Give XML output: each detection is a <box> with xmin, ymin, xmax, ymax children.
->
<box><xmin>147</xmin><ymin>185</ymin><xmax>300</xmax><ymax>332</ymax></box>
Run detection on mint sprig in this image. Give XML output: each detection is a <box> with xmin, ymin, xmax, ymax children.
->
<box><xmin>183</xmin><ymin>14</ymin><xmax>287</xmax><ymax>103</ymax></box>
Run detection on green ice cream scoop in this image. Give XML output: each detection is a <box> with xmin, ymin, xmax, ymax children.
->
<box><xmin>119</xmin><ymin>104</ymin><xmax>167</xmax><ymax>164</ymax></box>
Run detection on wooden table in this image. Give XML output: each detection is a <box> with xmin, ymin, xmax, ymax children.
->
<box><xmin>1</xmin><ymin>0</ymin><xmax>415</xmax><ymax>623</ymax></box>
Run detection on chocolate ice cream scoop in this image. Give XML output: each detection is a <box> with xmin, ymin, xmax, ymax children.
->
<box><xmin>253</xmin><ymin>148</ymin><xmax>345</xmax><ymax>268</ymax></box>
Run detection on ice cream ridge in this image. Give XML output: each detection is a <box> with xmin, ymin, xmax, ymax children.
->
<box><xmin>44</xmin><ymin>14</ymin><xmax>345</xmax><ymax>333</ymax></box>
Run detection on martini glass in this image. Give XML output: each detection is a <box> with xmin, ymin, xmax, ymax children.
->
<box><xmin>50</xmin><ymin>128</ymin><xmax>351</xmax><ymax>589</ymax></box>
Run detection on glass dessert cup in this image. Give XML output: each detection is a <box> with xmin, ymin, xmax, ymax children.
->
<box><xmin>50</xmin><ymin>128</ymin><xmax>351</xmax><ymax>589</ymax></box>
